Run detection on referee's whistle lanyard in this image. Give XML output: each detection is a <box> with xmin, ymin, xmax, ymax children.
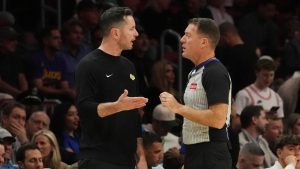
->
<box><xmin>188</xmin><ymin>57</ymin><xmax>219</xmax><ymax>80</ymax></box>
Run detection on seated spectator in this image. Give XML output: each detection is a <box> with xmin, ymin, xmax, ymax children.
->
<box><xmin>0</xmin><ymin>140</ymin><xmax>5</xmax><ymax>166</ymax></box>
<box><xmin>50</xmin><ymin>102</ymin><xmax>79</xmax><ymax>164</ymax></box>
<box><xmin>236</xmin><ymin>142</ymin><xmax>265</xmax><ymax>169</ymax></box>
<box><xmin>29</xmin><ymin>27</ymin><xmax>75</xmax><ymax>102</ymax></box>
<box><xmin>142</xmin><ymin>104</ymin><xmax>183</xmax><ymax>169</ymax></box>
<box><xmin>60</xmin><ymin>19</ymin><xmax>92</xmax><ymax>89</ymax></box>
<box><xmin>32</xmin><ymin>130</ymin><xmax>68</xmax><ymax>169</ymax></box>
<box><xmin>25</xmin><ymin>110</ymin><xmax>50</xmax><ymax>140</ymax></box>
<box><xmin>142</xmin><ymin>132</ymin><xmax>164</xmax><ymax>169</ymax></box>
<box><xmin>142</xmin><ymin>104</ymin><xmax>180</xmax><ymax>152</ymax></box>
<box><xmin>286</xmin><ymin>113</ymin><xmax>300</xmax><ymax>135</ymax></box>
<box><xmin>0</xmin><ymin>27</ymin><xmax>28</xmax><ymax>98</ymax></box>
<box><xmin>16</xmin><ymin>143</ymin><xmax>43</xmax><ymax>169</ymax></box>
<box><xmin>263</xmin><ymin>115</ymin><xmax>284</xmax><ymax>154</ymax></box>
<box><xmin>0</xmin><ymin>102</ymin><xmax>28</xmax><ymax>158</ymax></box>
<box><xmin>266</xmin><ymin>134</ymin><xmax>300</xmax><ymax>169</ymax></box>
<box><xmin>0</xmin><ymin>127</ymin><xmax>17</xmax><ymax>168</ymax></box>
<box><xmin>239</xmin><ymin>105</ymin><xmax>277</xmax><ymax>167</ymax></box>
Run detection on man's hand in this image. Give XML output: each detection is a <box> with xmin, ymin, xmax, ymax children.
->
<box><xmin>116</xmin><ymin>89</ymin><xmax>148</xmax><ymax>112</ymax></box>
<box><xmin>9</xmin><ymin>122</ymin><xmax>28</xmax><ymax>144</ymax></box>
<box><xmin>97</xmin><ymin>89</ymin><xmax>148</xmax><ymax>117</ymax></box>
<box><xmin>285</xmin><ymin>155</ymin><xmax>297</xmax><ymax>167</ymax></box>
<box><xmin>159</xmin><ymin>92</ymin><xmax>181</xmax><ymax>113</ymax></box>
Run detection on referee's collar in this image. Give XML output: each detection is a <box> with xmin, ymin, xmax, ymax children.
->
<box><xmin>194</xmin><ymin>57</ymin><xmax>219</xmax><ymax>72</ymax></box>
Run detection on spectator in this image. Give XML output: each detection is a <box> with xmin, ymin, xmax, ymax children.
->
<box><xmin>16</xmin><ymin>143</ymin><xmax>43</xmax><ymax>169</ymax></box>
<box><xmin>142</xmin><ymin>104</ymin><xmax>180</xmax><ymax>152</ymax></box>
<box><xmin>25</xmin><ymin>110</ymin><xmax>50</xmax><ymax>140</ymax></box>
<box><xmin>266</xmin><ymin>134</ymin><xmax>300</xmax><ymax>169</ymax></box>
<box><xmin>281</xmin><ymin>20</ymin><xmax>300</xmax><ymax>77</ymax></box>
<box><xmin>286</xmin><ymin>113</ymin><xmax>300</xmax><ymax>135</ymax></box>
<box><xmin>0</xmin><ymin>102</ymin><xmax>28</xmax><ymax>156</ymax></box>
<box><xmin>219</xmin><ymin>22</ymin><xmax>257</xmax><ymax>96</ymax></box>
<box><xmin>235</xmin><ymin>56</ymin><xmax>284</xmax><ymax>118</ymax></box>
<box><xmin>0</xmin><ymin>127</ymin><xmax>17</xmax><ymax>168</ymax></box>
<box><xmin>277</xmin><ymin>71</ymin><xmax>300</xmax><ymax>117</ymax></box>
<box><xmin>50</xmin><ymin>102</ymin><xmax>80</xmax><ymax>164</ymax></box>
<box><xmin>75</xmin><ymin>0</ymin><xmax>100</xmax><ymax>46</ymax></box>
<box><xmin>236</xmin><ymin>142</ymin><xmax>265</xmax><ymax>169</ymax></box>
<box><xmin>238</xmin><ymin>0</ymin><xmax>278</xmax><ymax>57</ymax></box>
<box><xmin>60</xmin><ymin>19</ymin><xmax>92</xmax><ymax>89</ymax></box>
<box><xmin>239</xmin><ymin>105</ymin><xmax>277</xmax><ymax>167</ymax></box>
<box><xmin>0</xmin><ymin>140</ymin><xmax>6</xmax><ymax>166</ymax></box>
<box><xmin>0</xmin><ymin>27</ymin><xmax>28</xmax><ymax>98</ymax></box>
<box><xmin>142</xmin><ymin>132</ymin><xmax>164</xmax><ymax>169</ymax></box>
<box><xmin>29</xmin><ymin>27</ymin><xmax>75</xmax><ymax>102</ymax></box>
<box><xmin>264</xmin><ymin>115</ymin><xmax>284</xmax><ymax>154</ymax></box>
<box><xmin>32</xmin><ymin>130</ymin><xmax>68</xmax><ymax>169</ymax></box>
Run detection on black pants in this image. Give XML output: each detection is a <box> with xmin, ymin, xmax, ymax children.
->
<box><xmin>78</xmin><ymin>159</ymin><xmax>135</xmax><ymax>169</ymax></box>
<box><xmin>184</xmin><ymin>142</ymin><xmax>232</xmax><ymax>169</ymax></box>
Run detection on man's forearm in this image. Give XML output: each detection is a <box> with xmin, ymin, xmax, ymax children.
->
<box><xmin>97</xmin><ymin>102</ymin><xmax>121</xmax><ymax>117</ymax></box>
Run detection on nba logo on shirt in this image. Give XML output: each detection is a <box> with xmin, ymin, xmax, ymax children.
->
<box><xmin>190</xmin><ymin>83</ymin><xmax>197</xmax><ymax>90</ymax></box>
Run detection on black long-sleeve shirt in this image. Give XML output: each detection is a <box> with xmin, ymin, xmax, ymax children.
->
<box><xmin>75</xmin><ymin>49</ymin><xmax>141</xmax><ymax>166</ymax></box>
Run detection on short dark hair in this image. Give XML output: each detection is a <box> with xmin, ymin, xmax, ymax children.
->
<box><xmin>188</xmin><ymin>18</ymin><xmax>220</xmax><ymax>49</ymax></box>
<box><xmin>61</xmin><ymin>19</ymin><xmax>85</xmax><ymax>40</ymax></box>
<box><xmin>275</xmin><ymin>134</ymin><xmax>300</xmax><ymax>150</ymax></box>
<box><xmin>142</xmin><ymin>132</ymin><xmax>162</xmax><ymax>149</ymax></box>
<box><xmin>76</xmin><ymin>0</ymin><xmax>98</xmax><ymax>13</ymax></box>
<box><xmin>100</xmin><ymin>7</ymin><xmax>133</xmax><ymax>37</ymax></box>
<box><xmin>16</xmin><ymin>143</ymin><xmax>40</xmax><ymax>162</ymax></box>
<box><xmin>2</xmin><ymin>101</ymin><xmax>25</xmax><ymax>117</ymax></box>
<box><xmin>240</xmin><ymin>105</ymin><xmax>264</xmax><ymax>129</ymax></box>
<box><xmin>255</xmin><ymin>58</ymin><xmax>276</xmax><ymax>72</ymax></box>
<box><xmin>40</xmin><ymin>26</ymin><xmax>59</xmax><ymax>40</ymax></box>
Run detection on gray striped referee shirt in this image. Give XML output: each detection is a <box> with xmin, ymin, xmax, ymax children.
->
<box><xmin>183</xmin><ymin>59</ymin><xmax>232</xmax><ymax>145</ymax></box>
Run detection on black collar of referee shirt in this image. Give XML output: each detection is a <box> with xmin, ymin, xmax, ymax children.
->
<box><xmin>194</xmin><ymin>57</ymin><xmax>219</xmax><ymax>72</ymax></box>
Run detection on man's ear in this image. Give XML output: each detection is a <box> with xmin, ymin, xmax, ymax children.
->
<box><xmin>199</xmin><ymin>37</ymin><xmax>209</xmax><ymax>48</ymax></box>
<box><xmin>276</xmin><ymin>148</ymin><xmax>282</xmax><ymax>157</ymax></box>
<box><xmin>252</xmin><ymin>116</ymin><xmax>258</xmax><ymax>125</ymax></box>
<box><xmin>111</xmin><ymin>28</ymin><xmax>120</xmax><ymax>40</ymax></box>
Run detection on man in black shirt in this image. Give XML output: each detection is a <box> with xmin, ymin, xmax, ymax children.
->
<box><xmin>75</xmin><ymin>7</ymin><xmax>148</xmax><ymax>169</ymax></box>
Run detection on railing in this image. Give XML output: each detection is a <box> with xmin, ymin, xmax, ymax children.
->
<box><xmin>160</xmin><ymin>29</ymin><xmax>183</xmax><ymax>101</ymax></box>
<box><xmin>2</xmin><ymin>0</ymin><xmax>6</xmax><ymax>11</ymax></box>
<box><xmin>41</xmin><ymin>0</ymin><xmax>61</xmax><ymax>28</ymax></box>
